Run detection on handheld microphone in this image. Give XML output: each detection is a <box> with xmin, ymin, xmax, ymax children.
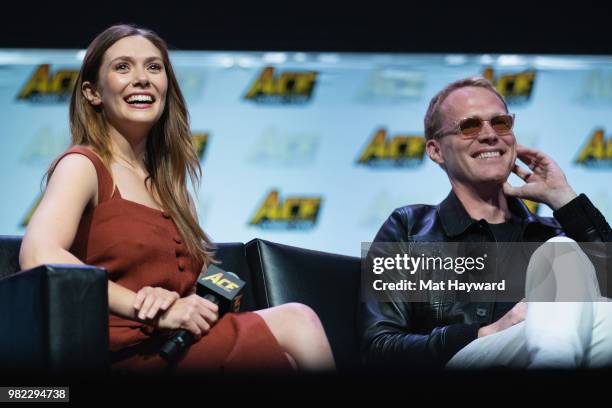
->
<box><xmin>159</xmin><ymin>264</ymin><xmax>246</xmax><ymax>362</ymax></box>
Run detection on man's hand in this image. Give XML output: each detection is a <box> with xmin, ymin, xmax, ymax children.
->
<box><xmin>134</xmin><ymin>286</ymin><xmax>180</xmax><ymax>321</ymax></box>
<box><xmin>478</xmin><ymin>300</ymin><xmax>527</xmax><ymax>338</ymax></box>
<box><xmin>503</xmin><ymin>144</ymin><xmax>577</xmax><ymax>210</ymax></box>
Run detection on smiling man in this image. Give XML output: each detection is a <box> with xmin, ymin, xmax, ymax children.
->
<box><xmin>360</xmin><ymin>77</ymin><xmax>612</xmax><ymax>369</ymax></box>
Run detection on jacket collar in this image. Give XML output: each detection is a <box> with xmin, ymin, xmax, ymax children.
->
<box><xmin>437</xmin><ymin>190</ymin><xmax>556</xmax><ymax>238</ymax></box>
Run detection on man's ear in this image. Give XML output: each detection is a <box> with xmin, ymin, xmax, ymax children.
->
<box><xmin>82</xmin><ymin>81</ymin><xmax>102</xmax><ymax>106</ymax></box>
<box><xmin>426</xmin><ymin>138</ymin><xmax>444</xmax><ymax>166</ymax></box>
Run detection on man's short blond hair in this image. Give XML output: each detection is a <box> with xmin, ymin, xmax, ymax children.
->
<box><xmin>424</xmin><ymin>77</ymin><xmax>508</xmax><ymax>141</ymax></box>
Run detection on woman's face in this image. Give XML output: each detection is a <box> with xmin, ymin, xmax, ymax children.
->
<box><xmin>86</xmin><ymin>35</ymin><xmax>168</xmax><ymax>134</ymax></box>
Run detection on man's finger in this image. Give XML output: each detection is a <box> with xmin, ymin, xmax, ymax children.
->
<box><xmin>503</xmin><ymin>182</ymin><xmax>523</xmax><ymax>198</ymax></box>
<box><xmin>518</xmin><ymin>154</ymin><xmax>546</xmax><ymax>172</ymax></box>
<box><xmin>517</xmin><ymin>145</ymin><xmax>553</xmax><ymax>170</ymax></box>
<box><xmin>512</xmin><ymin>164</ymin><xmax>532</xmax><ymax>181</ymax></box>
<box><xmin>516</xmin><ymin>144</ymin><xmax>545</xmax><ymax>158</ymax></box>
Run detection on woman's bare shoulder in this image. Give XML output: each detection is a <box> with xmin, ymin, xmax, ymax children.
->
<box><xmin>48</xmin><ymin>148</ymin><xmax>98</xmax><ymax>193</ymax></box>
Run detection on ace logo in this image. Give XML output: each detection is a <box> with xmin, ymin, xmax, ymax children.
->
<box><xmin>244</xmin><ymin>67</ymin><xmax>318</xmax><ymax>104</ymax></box>
<box><xmin>192</xmin><ymin>133</ymin><xmax>209</xmax><ymax>161</ymax></box>
<box><xmin>522</xmin><ymin>199</ymin><xmax>540</xmax><ymax>215</ymax></box>
<box><xmin>17</xmin><ymin>65</ymin><xmax>78</xmax><ymax>103</ymax></box>
<box><xmin>482</xmin><ymin>67</ymin><xmax>536</xmax><ymax>105</ymax></box>
<box><xmin>357</xmin><ymin>128</ymin><xmax>425</xmax><ymax>168</ymax></box>
<box><xmin>575</xmin><ymin>128</ymin><xmax>612</xmax><ymax>167</ymax></box>
<box><xmin>249</xmin><ymin>190</ymin><xmax>322</xmax><ymax>230</ymax></box>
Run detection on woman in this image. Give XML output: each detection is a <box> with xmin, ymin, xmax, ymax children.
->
<box><xmin>19</xmin><ymin>24</ymin><xmax>335</xmax><ymax>372</ymax></box>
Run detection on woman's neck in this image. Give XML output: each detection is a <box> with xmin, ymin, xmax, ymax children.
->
<box><xmin>107</xmin><ymin>124</ymin><xmax>148</xmax><ymax>170</ymax></box>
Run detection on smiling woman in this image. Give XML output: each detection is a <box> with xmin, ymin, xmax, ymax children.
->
<box><xmin>85</xmin><ymin>38</ymin><xmax>167</xmax><ymax>126</ymax></box>
<box><xmin>18</xmin><ymin>24</ymin><xmax>335</xmax><ymax>373</ymax></box>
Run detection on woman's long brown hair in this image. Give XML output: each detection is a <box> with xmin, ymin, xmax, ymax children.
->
<box><xmin>66</xmin><ymin>23</ymin><xmax>215</xmax><ymax>265</ymax></box>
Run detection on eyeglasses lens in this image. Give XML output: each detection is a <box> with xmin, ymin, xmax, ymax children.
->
<box><xmin>459</xmin><ymin>117</ymin><xmax>483</xmax><ymax>137</ymax></box>
<box><xmin>490</xmin><ymin>115</ymin><xmax>513</xmax><ymax>133</ymax></box>
<box><xmin>458</xmin><ymin>115</ymin><xmax>514</xmax><ymax>137</ymax></box>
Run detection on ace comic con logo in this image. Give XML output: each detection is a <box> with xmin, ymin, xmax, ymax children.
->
<box><xmin>17</xmin><ymin>65</ymin><xmax>79</xmax><ymax>103</ymax></box>
<box><xmin>192</xmin><ymin>132</ymin><xmax>209</xmax><ymax>161</ymax></box>
<box><xmin>575</xmin><ymin>128</ymin><xmax>612</xmax><ymax>168</ymax></box>
<box><xmin>483</xmin><ymin>67</ymin><xmax>536</xmax><ymax>105</ymax></box>
<box><xmin>249</xmin><ymin>190</ymin><xmax>322</xmax><ymax>230</ymax></box>
<box><xmin>357</xmin><ymin>128</ymin><xmax>425</xmax><ymax>168</ymax></box>
<box><xmin>244</xmin><ymin>67</ymin><xmax>318</xmax><ymax>104</ymax></box>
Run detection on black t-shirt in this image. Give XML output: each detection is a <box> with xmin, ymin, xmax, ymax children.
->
<box><xmin>487</xmin><ymin>218</ymin><xmax>522</xmax><ymax>242</ymax></box>
<box><xmin>485</xmin><ymin>218</ymin><xmax>524</xmax><ymax>321</ymax></box>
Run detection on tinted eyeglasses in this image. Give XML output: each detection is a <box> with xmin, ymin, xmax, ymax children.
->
<box><xmin>438</xmin><ymin>113</ymin><xmax>515</xmax><ymax>139</ymax></box>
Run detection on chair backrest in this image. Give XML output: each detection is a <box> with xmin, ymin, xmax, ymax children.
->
<box><xmin>212</xmin><ymin>242</ymin><xmax>259</xmax><ymax>312</ymax></box>
<box><xmin>0</xmin><ymin>235</ymin><xmax>22</xmax><ymax>279</ymax></box>
<box><xmin>245</xmin><ymin>239</ymin><xmax>361</xmax><ymax>370</ymax></box>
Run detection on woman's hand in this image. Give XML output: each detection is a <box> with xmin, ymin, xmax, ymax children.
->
<box><xmin>133</xmin><ymin>286</ymin><xmax>180</xmax><ymax>321</ymax></box>
<box><xmin>156</xmin><ymin>295</ymin><xmax>219</xmax><ymax>340</ymax></box>
<box><xmin>503</xmin><ymin>144</ymin><xmax>577</xmax><ymax>210</ymax></box>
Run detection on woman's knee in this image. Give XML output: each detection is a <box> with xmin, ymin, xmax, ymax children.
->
<box><xmin>255</xmin><ymin>303</ymin><xmax>324</xmax><ymax>338</ymax></box>
<box><xmin>292</xmin><ymin>302</ymin><xmax>323</xmax><ymax>322</ymax></box>
<box><xmin>280</xmin><ymin>303</ymin><xmax>326</xmax><ymax>335</ymax></box>
<box><xmin>274</xmin><ymin>303</ymin><xmax>323</xmax><ymax>331</ymax></box>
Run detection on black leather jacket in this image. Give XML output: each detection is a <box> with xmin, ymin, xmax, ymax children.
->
<box><xmin>360</xmin><ymin>191</ymin><xmax>612</xmax><ymax>369</ymax></box>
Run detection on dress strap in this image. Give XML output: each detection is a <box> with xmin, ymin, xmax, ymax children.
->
<box><xmin>50</xmin><ymin>146</ymin><xmax>115</xmax><ymax>204</ymax></box>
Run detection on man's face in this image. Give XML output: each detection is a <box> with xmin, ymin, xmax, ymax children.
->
<box><xmin>428</xmin><ymin>86</ymin><xmax>517</xmax><ymax>188</ymax></box>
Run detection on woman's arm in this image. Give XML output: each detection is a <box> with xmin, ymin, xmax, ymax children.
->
<box><xmin>19</xmin><ymin>153</ymin><xmax>158</xmax><ymax>325</ymax></box>
<box><xmin>20</xmin><ymin>154</ymin><xmax>96</xmax><ymax>269</ymax></box>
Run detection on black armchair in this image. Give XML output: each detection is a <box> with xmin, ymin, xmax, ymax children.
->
<box><xmin>0</xmin><ymin>235</ymin><xmax>361</xmax><ymax>373</ymax></box>
<box><xmin>245</xmin><ymin>239</ymin><xmax>361</xmax><ymax>370</ymax></box>
<box><xmin>0</xmin><ymin>235</ymin><xmax>109</xmax><ymax>373</ymax></box>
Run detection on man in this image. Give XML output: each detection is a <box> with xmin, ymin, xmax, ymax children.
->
<box><xmin>360</xmin><ymin>77</ymin><xmax>612</xmax><ymax>369</ymax></box>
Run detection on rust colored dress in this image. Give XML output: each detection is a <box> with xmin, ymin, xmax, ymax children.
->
<box><xmin>54</xmin><ymin>146</ymin><xmax>292</xmax><ymax>373</ymax></box>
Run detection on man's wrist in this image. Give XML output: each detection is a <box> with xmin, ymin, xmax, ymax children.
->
<box><xmin>548</xmin><ymin>187</ymin><xmax>577</xmax><ymax>210</ymax></box>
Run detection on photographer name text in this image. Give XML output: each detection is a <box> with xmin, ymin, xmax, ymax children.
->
<box><xmin>372</xmin><ymin>279</ymin><xmax>506</xmax><ymax>292</ymax></box>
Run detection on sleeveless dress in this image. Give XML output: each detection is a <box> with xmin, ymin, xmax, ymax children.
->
<box><xmin>53</xmin><ymin>146</ymin><xmax>292</xmax><ymax>372</ymax></box>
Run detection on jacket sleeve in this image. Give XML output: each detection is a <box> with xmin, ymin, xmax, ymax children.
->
<box><xmin>359</xmin><ymin>208</ymin><xmax>480</xmax><ymax>369</ymax></box>
<box><xmin>553</xmin><ymin>193</ymin><xmax>612</xmax><ymax>242</ymax></box>
<box><xmin>553</xmin><ymin>193</ymin><xmax>612</xmax><ymax>297</ymax></box>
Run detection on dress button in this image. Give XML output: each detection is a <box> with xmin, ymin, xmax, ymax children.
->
<box><xmin>177</xmin><ymin>259</ymin><xmax>185</xmax><ymax>271</ymax></box>
<box><xmin>162</xmin><ymin>211</ymin><xmax>171</xmax><ymax>219</ymax></box>
<box><xmin>173</xmin><ymin>236</ymin><xmax>182</xmax><ymax>244</ymax></box>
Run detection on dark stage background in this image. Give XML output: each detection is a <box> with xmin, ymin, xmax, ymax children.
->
<box><xmin>2</xmin><ymin>1</ymin><xmax>612</xmax><ymax>54</ymax></box>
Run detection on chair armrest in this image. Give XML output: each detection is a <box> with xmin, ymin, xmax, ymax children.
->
<box><xmin>0</xmin><ymin>264</ymin><xmax>109</xmax><ymax>373</ymax></box>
